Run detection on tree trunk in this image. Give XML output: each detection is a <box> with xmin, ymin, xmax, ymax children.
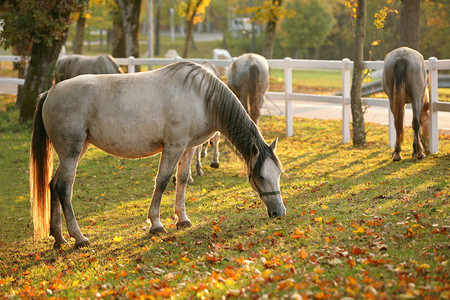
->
<box><xmin>350</xmin><ymin>0</ymin><xmax>366</xmax><ymax>145</ymax></box>
<box><xmin>155</xmin><ymin>0</ymin><xmax>161</xmax><ymax>56</ymax></box>
<box><xmin>19</xmin><ymin>34</ymin><xmax>68</xmax><ymax>122</ymax></box>
<box><xmin>73</xmin><ymin>13</ymin><xmax>86</xmax><ymax>54</ymax></box>
<box><xmin>115</xmin><ymin>0</ymin><xmax>142</xmax><ymax>70</ymax></box>
<box><xmin>262</xmin><ymin>0</ymin><xmax>282</xmax><ymax>59</ymax></box>
<box><xmin>183</xmin><ymin>17</ymin><xmax>194</xmax><ymax>58</ymax></box>
<box><xmin>399</xmin><ymin>0</ymin><xmax>420</xmax><ymax>50</ymax></box>
<box><xmin>112</xmin><ymin>8</ymin><xmax>126</xmax><ymax>58</ymax></box>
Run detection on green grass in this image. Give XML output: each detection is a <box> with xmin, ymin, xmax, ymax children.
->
<box><xmin>0</xmin><ymin>94</ymin><xmax>449</xmax><ymax>299</ymax></box>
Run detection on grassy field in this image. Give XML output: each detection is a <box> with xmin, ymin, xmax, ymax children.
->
<box><xmin>0</xmin><ymin>94</ymin><xmax>449</xmax><ymax>299</ymax></box>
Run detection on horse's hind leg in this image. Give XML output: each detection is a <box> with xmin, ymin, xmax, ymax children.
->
<box><xmin>175</xmin><ymin>148</ymin><xmax>196</xmax><ymax>229</ymax></box>
<box><xmin>210</xmin><ymin>133</ymin><xmax>220</xmax><ymax>169</ymax></box>
<box><xmin>51</xmin><ymin>144</ymin><xmax>90</xmax><ymax>249</ymax></box>
<box><xmin>49</xmin><ymin>168</ymin><xmax>67</xmax><ymax>249</ymax></box>
<box><xmin>55</xmin><ymin>142</ymin><xmax>90</xmax><ymax>248</ymax></box>
<box><xmin>148</xmin><ymin>145</ymin><xmax>186</xmax><ymax>234</ymax></box>
<box><xmin>412</xmin><ymin>98</ymin><xmax>425</xmax><ymax>159</ymax></box>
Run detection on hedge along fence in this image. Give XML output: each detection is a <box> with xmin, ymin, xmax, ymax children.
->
<box><xmin>1</xmin><ymin>55</ymin><xmax>449</xmax><ymax>153</ymax></box>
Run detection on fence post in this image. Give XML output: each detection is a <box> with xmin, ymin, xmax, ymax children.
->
<box><xmin>428</xmin><ymin>57</ymin><xmax>439</xmax><ymax>154</ymax></box>
<box><xmin>128</xmin><ymin>56</ymin><xmax>135</xmax><ymax>73</ymax></box>
<box><xmin>341</xmin><ymin>58</ymin><xmax>351</xmax><ymax>143</ymax></box>
<box><xmin>284</xmin><ymin>57</ymin><xmax>293</xmax><ymax>137</ymax></box>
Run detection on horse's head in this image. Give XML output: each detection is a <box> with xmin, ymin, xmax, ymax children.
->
<box><xmin>248</xmin><ymin>138</ymin><xmax>286</xmax><ymax>218</ymax></box>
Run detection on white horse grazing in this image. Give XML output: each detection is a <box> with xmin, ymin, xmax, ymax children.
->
<box><xmin>382</xmin><ymin>47</ymin><xmax>430</xmax><ymax>161</ymax></box>
<box><xmin>56</xmin><ymin>54</ymin><xmax>123</xmax><ymax>83</ymax></box>
<box><xmin>227</xmin><ymin>53</ymin><xmax>269</xmax><ymax>125</ymax></box>
<box><xmin>30</xmin><ymin>61</ymin><xmax>285</xmax><ymax>249</ymax></box>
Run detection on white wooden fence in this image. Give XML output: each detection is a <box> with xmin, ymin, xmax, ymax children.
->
<box><xmin>1</xmin><ymin>55</ymin><xmax>449</xmax><ymax>154</ymax></box>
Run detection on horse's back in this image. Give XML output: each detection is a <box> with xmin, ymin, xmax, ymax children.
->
<box><xmin>57</xmin><ymin>54</ymin><xmax>122</xmax><ymax>82</ymax></box>
<box><xmin>382</xmin><ymin>47</ymin><xmax>426</xmax><ymax>101</ymax></box>
<box><xmin>43</xmin><ymin>65</ymin><xmax>216</xmax><ymax>158</ymax></box>
<box><xmin>227</xmin><ymin>53</ymin><xmax>269</xmax><ymax>91</ymax></box>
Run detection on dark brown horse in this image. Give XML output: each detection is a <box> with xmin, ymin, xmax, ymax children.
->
<box><xmin>382</xmin><ymin>47</ymin><xmax>430</xmax><ymax>161</ymax></box>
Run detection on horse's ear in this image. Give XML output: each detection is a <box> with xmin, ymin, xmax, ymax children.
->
<box><xmin>250</xmin><ymin>143</ymin><xmax>259</xmax><ymax>169</ymax></box>
<box><xmin>269</xmin><ymin>137</ymin><xmax>278</xmax><ymax>152</ymax></box>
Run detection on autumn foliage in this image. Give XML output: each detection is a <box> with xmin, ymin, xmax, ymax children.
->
<box><xmin>0</xmin><ymin>108</ymin><xmax>449</xmax><ymax>298</ymax></box>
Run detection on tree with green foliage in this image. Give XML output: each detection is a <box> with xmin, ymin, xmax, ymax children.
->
<box><xmin>278</xmin><ymin>0</ymin><xmax>334</xmax><ymax>59</ymax></box>
<box><xmin>238</xmin><ymin>0</ymin><xmax>293</xmax><ymax>58</ymax></box>
<box><xmin>0</xmin><ymin>0</ymin><xmax>88</xmax><ymax>122</ymax></box>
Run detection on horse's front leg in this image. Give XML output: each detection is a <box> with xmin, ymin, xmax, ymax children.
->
<box><xmin>148</xmin><ymin>145</ymin><xmax>185</xmax><ymax>234</ymax></box>
<box><xmin>175</xmin><ymin>148</ymin><xmax>196</xmax><ymax>229</ymax></box>
<box><xmin>210</xmin><ymin>133</ymin><xmax>220</xmax><ymax>169</ymax></box>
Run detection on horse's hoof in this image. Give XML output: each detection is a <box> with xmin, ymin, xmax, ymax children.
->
<box><xmin>415</xmin><ymin>152</ymin><xmax>426</xmax><ymax>160</ymax></box>
<box><xmin>196</xmin><ymin>170</ymin><xmax>204</xmax><ymax>176</ymax></box>
<box><xmin>75</xmin><ymin>239</ymin><xmax>90</xmax><ymax>249</ymax></box>
<box><xmin>176</xmin><ymin>220</ymin><xmax>192</xmax><ymax>229</ymax></box>
<box><xmin>392</xmin><ymin>153</ymin><xmax>402</xmax><ymax>162</ymax></box>
<box><xmin>210</xmin><ymin>162</ymin><xmax>219</xmax><ymax>169</ymax></box>
<box><xmin>188</xmin><ymin>176</ymin><xmax>194</xmax><ymax>184</ymax></box>
<box><xmin>149</xmin><ymin>227</ymin><xmax>167</xmax><ymax>234</ymax></box>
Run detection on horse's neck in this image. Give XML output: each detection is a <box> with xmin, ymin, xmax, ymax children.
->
<box><xmin>212</xmin><ymin>100</ymin><xmax>260</xmax><ymax>165</ymax></box>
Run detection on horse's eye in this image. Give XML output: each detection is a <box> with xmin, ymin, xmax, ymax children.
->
<box><xmin>258</xmin><ymin>175</ymin><xmax>264</xmax><ymax>180</ymax></box>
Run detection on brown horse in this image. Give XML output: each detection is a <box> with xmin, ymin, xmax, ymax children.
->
<box><xmin>56</xmin><ymin>54</ymin><xmax>123</xmax><ymax>83</ymax></box>
<box><xmin>227</xmin><ymin>53</ymin><xmax>269</xmax><ymax>125</ymax></box>
<box><xmin>382</xmin><ymin>47</ymin><xmax>430</xmax><ymax>161</ymax></box>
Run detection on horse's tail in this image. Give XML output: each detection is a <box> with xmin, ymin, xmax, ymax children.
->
<box><xmin>249</xmin><ymin>64</ymin><xmax>259</xmax><ymax>121</ymax></box>
<box><xmin>30</xmin><ymin>91</ymin><xmax>53</xmax><ymax>240</ymax></box>
<box><xmin>393</xmin><ymin>57</ymin><xmax>407</xmax><ymax>142</ymax></box>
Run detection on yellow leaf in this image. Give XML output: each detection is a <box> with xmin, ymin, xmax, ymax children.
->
<box><xmin>113</xmin><ymin>236</ymin><xmax>123</xmax><ymax>243</ymax></box>
<box><xmin>321</xmin><ymin>205</ymin><xmax>329</xmax><ymax>210</ymax></box>
<box><xmin>353</xmin><ymin>227</ymin><xmax>365</xmax><ymax>234</ymax></box>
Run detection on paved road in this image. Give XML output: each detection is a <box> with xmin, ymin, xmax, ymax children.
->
<box><xmin>261</xmin><ymin>98</ymin><xmax>450</xmax><ymax>131</ymax></box>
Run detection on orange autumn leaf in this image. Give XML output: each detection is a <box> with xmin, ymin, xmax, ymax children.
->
<box><xmin>205</xmin><ymin>252</ymin><xmax>222</xmax><ymax>263</ymax></box>
<box><xmin>292</xmin><ymin>228</ymin><xmax>306</xmax><ymax>239</ymax></box>
<box><xmin>299</xmin><ymin>247</ymin><xmax>307</xmax><ymax>259</ymax></box>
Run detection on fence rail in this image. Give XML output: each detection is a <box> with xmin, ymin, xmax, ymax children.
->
<box><xmin>1</xmin><ymin>55</ymin><xmax>449</xmax><ymax>154</ymax></box>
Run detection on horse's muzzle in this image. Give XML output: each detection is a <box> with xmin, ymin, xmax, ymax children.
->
<box><xmin>268</xmin><ymin>207</ymin><xmax>286</xmax><ymax>218</ymax></box>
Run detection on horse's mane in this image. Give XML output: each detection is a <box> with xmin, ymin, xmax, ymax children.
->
<box><xmin>102</xmin><ymin>55</ymin><xmax>124</xmax><ymax>74</ymax></box>
<box><xmin>164</xmin><ymin>61</ymin><xmax>281</xmax><ymax>176</ymax></box>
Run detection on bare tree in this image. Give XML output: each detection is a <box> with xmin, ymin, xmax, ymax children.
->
<box><xmin>399</xmin><ymin>0</ymin><xmax>420</xmax><ymax>50</ymax></box>
<box><xmin>350</xmin><ymin>0</ymin><xmax>366</xmax><ymax>145</ymax></box>
<box><xmin>262</xmin><ymin>0</ymin><xmax>282</xmax><ymax>59</ymax></box>
<box><xmin>114</xmin><ymin>0</ymin><xmax>142</xmax><ymax>70</ymax></box>
<box><xmin>73</xmin><ymin>11</ymin><xmax>87</xmax><ymax>54</ymax></box>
